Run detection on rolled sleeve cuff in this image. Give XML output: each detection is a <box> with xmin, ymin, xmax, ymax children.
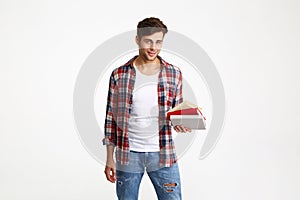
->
<box><xmin>102</xmin><ymin>137</ymin><xmax>116</xmax><ymax>146</ymax></box>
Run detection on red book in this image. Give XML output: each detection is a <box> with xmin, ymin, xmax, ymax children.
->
<box><xmin>166</xmin><ymin>108</ymin><xmax>200</xmax><ymax>120</ymax></box>
<box><xmin>166</xmin><ymin>101</ymin><xmax>206</xmax><ymax>120</ymax></box>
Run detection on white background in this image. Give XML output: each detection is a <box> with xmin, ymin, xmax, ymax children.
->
<box><xmin>1</xmin><ymin>0</ymin><xmax>299</xmax><ymax>199</ymax></box>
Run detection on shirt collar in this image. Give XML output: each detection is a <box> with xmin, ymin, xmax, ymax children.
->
<box><xmin>128</xmin><ymin>55</ymin><xmax>169</xmax><ymax>69</ymax></box>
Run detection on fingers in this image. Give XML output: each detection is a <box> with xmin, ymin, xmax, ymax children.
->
<box><xmin>104</xmin><ymin>165</ymin><xmax>116</xmax><ymax>183</ymax></box>
<box><xmin>174</xmin><ymin>125</ymin><xmax>192</xmax><ymax>133</ymax></box>
<box><xmin>185</xmin><ymin>127</ymin><xmax>192</xmax><ymax>132</ymax></box>
<box><xmin>111</xmin><ymin>166</ymin><xmax>116</xmax><ymax>183</ymax></box>
<box><xmin>174</xmin><ymin>125</ymin><xmax>182</xmax><ymax>132</ymax></box>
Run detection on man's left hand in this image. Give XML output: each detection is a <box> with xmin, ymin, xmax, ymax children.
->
<box><xmin>173</xmin><ymin>125</ymin><xmax>192</xmax><ymax>133</ymax></box>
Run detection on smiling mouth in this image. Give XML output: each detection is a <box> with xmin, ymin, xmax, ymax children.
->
<box><xmin>148</xmin><ymin>52</ymin><xmax>156</xmax><ymax>57</ymax></box>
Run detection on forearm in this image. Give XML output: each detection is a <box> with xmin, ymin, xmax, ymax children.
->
<box><xmin>106</xmin><ymin>145</ymin><xmax>115</xmax><ymax>162</ymax></box>
<box><xmin>104</xmin><ymin>145</ymin><xmax>116</xmax><ymax>183</ymax></box>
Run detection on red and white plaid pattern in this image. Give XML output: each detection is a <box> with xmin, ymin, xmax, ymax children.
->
<box><xmin>103</xmin><ymin>55</ymin><xmax>183</xmax><ymax>167</ymax></box>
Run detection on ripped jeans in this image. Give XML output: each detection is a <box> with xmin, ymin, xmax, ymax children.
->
<box><xmin>116</xmin><ymin>151</ymin><xmax>182</xmax><ymax>200</ymax></box>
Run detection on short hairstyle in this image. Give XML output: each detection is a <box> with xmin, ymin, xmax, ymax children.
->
<box><xmin>137</xmin><ymin>17</ymin><xmax>168</xmax><ymax>39</ymax></box>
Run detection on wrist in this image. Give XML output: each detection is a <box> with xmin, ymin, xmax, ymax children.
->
<box><xmin>106</xmin><ymin>157</ymin><xmax>114</xmax><ymax>163</ymax></box>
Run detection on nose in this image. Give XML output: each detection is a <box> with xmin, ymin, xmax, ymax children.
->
<box><xmin>150</xmin><ymin>42</ymin><xmax>157</xmax><ymax>50</ymax></box>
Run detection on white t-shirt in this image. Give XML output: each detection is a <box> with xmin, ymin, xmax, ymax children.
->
<box><xmin>128</xmin><ymin>66</ymin><xmax>160</xmax><ymax>152</ymax></box>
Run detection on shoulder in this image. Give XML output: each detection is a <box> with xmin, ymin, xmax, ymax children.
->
<box><xmin>166</xmin><ymin>64</ymin><xmax>182</xmax><ymax>75</ymax></box>
<box><xmin>161</xmin><ymin>57</ymin><xmax>182</xmax><ymax>77</ymax></box>
<box><xmin>110</xmin><ymin>57</ymin><xmax>135</xmax><ymax>80</ymax></box>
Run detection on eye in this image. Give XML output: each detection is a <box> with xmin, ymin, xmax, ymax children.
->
<box><xmin>145</xmin><ymin>40</ymin><xmax>152</xmax><ymax>45</ymax></box>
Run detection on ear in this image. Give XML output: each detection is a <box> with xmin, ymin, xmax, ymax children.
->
<box><xmin>135</xmin><ymin>35</ymin><xmax>140</xmax><ymax>45</ymax></box>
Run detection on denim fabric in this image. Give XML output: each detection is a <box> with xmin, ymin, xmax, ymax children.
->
<box><xmin>116</xmin><ymin>151</ymin><xmax>182</xmax><ymax>200</ymax></box>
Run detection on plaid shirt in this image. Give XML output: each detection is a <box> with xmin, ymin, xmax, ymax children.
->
<box><xmin>102</xmin><ymin>55</ymin><xmax>183</xmax><ymax>167</ymax></box>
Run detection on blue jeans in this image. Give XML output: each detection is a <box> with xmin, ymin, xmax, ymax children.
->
<box><xmin>116</xmin><ymin>151</ymin><xmax>182</xmax><ymax>200</ymax></box>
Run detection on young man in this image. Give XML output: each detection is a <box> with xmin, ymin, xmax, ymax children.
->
<box><xmin>103</xmin><ymin>17</ymin><xmax>191</xmax><ymax>200</ymax></box>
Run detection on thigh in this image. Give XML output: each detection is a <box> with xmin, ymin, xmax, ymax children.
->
<box><xmin>147</xmin><ymin>162</ymin><xmax>182</xmax><ymax>200</ymax></box>
<box><xmin>115</xmin><ymin>151</ymin><xmax>145</xmax><ymax>200</ymax></box>
<box><xmin>116</xmin><ymin>170</ymin><xmax>144</xmax><ymax>200</ymax></box>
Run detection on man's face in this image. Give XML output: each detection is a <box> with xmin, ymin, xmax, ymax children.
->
<box><xmin>136</xmin><ymin>31</ymin><xmax>164</xmax><ymax>62</ymax></box>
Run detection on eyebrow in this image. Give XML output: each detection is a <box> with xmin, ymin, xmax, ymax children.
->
<box><xmin>143</xmin><ymin>39</ymin><xmax>163</xmax><ymax>42</ymax></box>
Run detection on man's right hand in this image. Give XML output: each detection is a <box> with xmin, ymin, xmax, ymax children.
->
<box><xmin>104</xmin><ymin>160</ymin><xmax>116</xmax><ymax>183</ymax></box>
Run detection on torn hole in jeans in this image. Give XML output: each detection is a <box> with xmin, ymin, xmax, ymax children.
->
<box><xmin>164</xmin><ymin>183</ymin><xmax>177</xmax><ymax>192</ymax></box>
<box><xmin>164</xmin><ymin>183</ymin><xmax>177</xmax><ymax>187</ymax></box>
<box><xmin>117</xmin><ymin>181</ymin><xmax>123</xmax><ymax>185</ymax></box>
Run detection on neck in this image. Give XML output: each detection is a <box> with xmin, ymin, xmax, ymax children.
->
<box><xmin>133</xmin><ymin>56</ymin><xmax>161</xmax><ymax>75</ymax></box>
<box><xmin>134</xmin><ymin>56</ymin><xmax>160</xmax><ymax>68</ymax></box>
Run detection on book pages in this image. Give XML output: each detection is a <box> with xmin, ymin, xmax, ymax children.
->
<box><xmin>168</xmin><ymin>100</ymin><xmax>201</xmax><ymax>112</ymax></box>
<box><xmin>170</xmin><ymin>115</ymin><xmax>206</xmax><ymax>129</ymax></box>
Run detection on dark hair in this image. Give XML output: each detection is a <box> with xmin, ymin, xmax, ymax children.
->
<box><xmin>137</xmin><ymin>17</ymin><xmax>168</xmax><ymax>39</ymax></box>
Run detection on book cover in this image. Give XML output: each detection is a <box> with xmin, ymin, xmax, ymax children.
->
<box><xmin>167</xmin><ymin>100</ymin><xmax>206</xmax><ymax>120</ymax></box>
<box><xmin>168</xmin><ymin>100</ymin><xmax>201</xmax><ymax>112</ymax></box>
<box><xmin>166</xmin><ymin>107</ymin><xmax>200</xmax><ymax>120</ymax></box>
<box><xmin>170</xmin><ymin>115</ymin><xmax>206</xmax><ymax>130</ymax></box>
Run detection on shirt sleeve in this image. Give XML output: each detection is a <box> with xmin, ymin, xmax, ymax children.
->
<box><xmin>173</xmin><ymin>69</ymin><xmax>183</xmax><ymax>108</ymax></box>
<box><xmin>102</xmin><ymin>71</ymin><xmax>117</xmax><ymax>146</ymax></box>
